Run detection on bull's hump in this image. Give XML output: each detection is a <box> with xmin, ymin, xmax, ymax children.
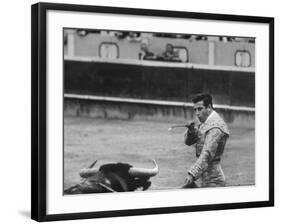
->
<box><xmin>93</xmin><ymin>158</ymin><xmax>157</xmax><ymax>169</ymax></box>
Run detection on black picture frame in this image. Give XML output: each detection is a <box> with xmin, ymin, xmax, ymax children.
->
<box><xmin>31</xmin><ymin>2</ymin><xmax>274</xmax><ymax>222</ymax></box>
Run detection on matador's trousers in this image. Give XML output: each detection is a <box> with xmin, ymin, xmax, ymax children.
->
<box><xmin>196</xmin><ymin>161</ymin><xmax>226</xmax><ymax>187</ymax></box>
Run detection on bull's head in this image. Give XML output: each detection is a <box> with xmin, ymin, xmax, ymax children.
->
<box><xmin>64</xmin><ymin>159</ymin><xmax>159</xmax><ymax>194</ymax></box>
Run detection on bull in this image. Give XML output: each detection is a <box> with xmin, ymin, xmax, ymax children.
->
<box><xmin>64</xmin><ymin>159</ymin><xmax>159</xmax><ymax>194</ymax></box>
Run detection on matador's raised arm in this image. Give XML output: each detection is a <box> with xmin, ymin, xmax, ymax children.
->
<box><xmin>184</xmin><ymin>123</ymin><xmax>198</xmax><ymax>146</ymax></box>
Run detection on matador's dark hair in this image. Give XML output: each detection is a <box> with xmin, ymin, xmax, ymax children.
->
<box><xmin>192</xmin><ymin>93</ymin><xmax>213</xmax><ymax>108</ymax></box>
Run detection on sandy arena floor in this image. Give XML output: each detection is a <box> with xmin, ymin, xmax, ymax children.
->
<box><xmin>64</xmin><ymin>116</ymin><xmax>255</xmax><ymax>191</ymax></box>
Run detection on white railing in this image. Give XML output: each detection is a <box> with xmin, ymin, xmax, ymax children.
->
<box><xmin>64</xmin><ymin>93</ymin><xmax>255</xmax><ymax>113</ymax></box>
<box><xmin>64</xmin><ymin>56</ymin><xmax>255</xmax><ymax>73</ymax></box>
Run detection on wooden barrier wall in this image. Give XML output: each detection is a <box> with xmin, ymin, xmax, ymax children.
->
<box><xmin>64</xmin><ymin>60</ymin><xmax>255</xmax><ymax>107</ymax></box>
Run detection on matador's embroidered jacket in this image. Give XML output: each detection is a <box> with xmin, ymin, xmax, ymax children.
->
<box><xmin>184</xmin><ymin>111</ymin><xmax>229</xmax><ymax>186</ymax></box>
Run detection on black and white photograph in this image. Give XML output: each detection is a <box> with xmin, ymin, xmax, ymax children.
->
<box><xmin>30</xmin><ymin>2</ymin><xmax>274</xmax><ymax>221</ymax></box>
<box><xmin>63</xmin><ymin>28</ymin><xmax>255</xmax><ymax>194</ymax></box>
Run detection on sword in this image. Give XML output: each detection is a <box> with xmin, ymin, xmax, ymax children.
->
<box><xmin>168</xmin><ymin>121</ymin><xmax>195</xmax><ymax>131</ymax></box>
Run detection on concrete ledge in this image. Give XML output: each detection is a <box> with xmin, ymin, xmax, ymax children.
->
<box><xmin>64</xmin><ymin>56</ymin><xmax>255</xmax><ymax>72</ymax></box>
<box><xmin>64</xmin><ymin>95</ymin><xmax>255</xmax><ymax>128</ymax></box>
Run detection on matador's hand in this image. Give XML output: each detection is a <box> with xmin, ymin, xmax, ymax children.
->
<box><xmin>185</xmin><ymin>121</ymin><xmax>196</xmax><ymax>136</ymax></box>
<box><xmin>182</xmin><ymin>173</ymin><xmax>195</xmax><ymax>188</ymax></box>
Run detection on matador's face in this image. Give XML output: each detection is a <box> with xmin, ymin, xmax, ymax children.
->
<box><xmin>193</xmin><ymin>101</ymin><xmax>211</xmax><ymax>123</ymax></box>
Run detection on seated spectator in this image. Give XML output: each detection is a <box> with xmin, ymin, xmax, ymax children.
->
<box><xmin>158</xmin><ymin>43</ymin><xmax>180</xmax><ymax>61</ymax></box>
<box><xmin>139</xmin><ymin>42</ymin><xmax>156</xmax><ymax>60</ymax></box>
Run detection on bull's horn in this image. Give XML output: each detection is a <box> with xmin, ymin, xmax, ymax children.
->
<box><xmin>79</xmin><ymin>167</ymin><xmax>99</xmax><ymax>178</ymax></box>
<box><xmin>79</xmin><ymin>160</ymin><xmax>99</xmax><ymax>178</ymax></box>
<box><xmin>88</xmin><ymin>160</ymin><xmax>98</xmax><ymax>168</ymax></box>
<box><xmin>129</xmin><ymin>159</ymin><xmax>159</xmax><ymax>177</ymax></box>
